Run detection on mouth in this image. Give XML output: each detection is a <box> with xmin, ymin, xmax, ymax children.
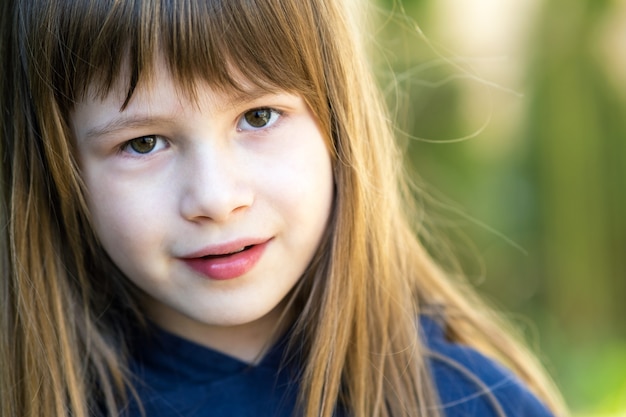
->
<box><xmin>182</xmin><ymin>239</ymin><xmax>270</xmax><ymax>280</ymax></box>
<box><xmin>183</xmin><ymin>237</ymin><xmax>270</xmax><ymax>259</ymax></box>
<box><xmin>200</xmin><ymin>245</ymin><xmax>253</xmax><ymax>259</ymax></box>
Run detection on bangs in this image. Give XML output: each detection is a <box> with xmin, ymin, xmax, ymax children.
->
<box><xmin>47</xmin><ymin>0</ymin><xmax>323</xmax><ymax>109</ymax></box>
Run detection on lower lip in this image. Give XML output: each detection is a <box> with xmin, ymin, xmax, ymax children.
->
<box><xmin>182</xmin><ymin>241</ymin><xmax>269</xmax><ymax>280</ymax></box>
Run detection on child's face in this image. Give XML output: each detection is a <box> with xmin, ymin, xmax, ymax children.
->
<box><xmin>71</xmin><ymin>64</ymin><xmax>333</xmax><ymax>350</ymax></box>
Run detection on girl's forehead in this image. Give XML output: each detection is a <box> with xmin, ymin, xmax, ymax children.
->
<box><xmin>79</xmin><ymin>51</ymin><xmax>284</xmax><ymax>113</ymax></box>
<box><xmin>80</xmin><ymin>57</ymin><xmax>284</xmax><ymax>115</ymax></box>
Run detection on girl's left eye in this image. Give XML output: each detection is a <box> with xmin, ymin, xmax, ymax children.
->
<box><xmin>237</xmin><ymin>108</ymin><xmax>282</xmax><ymax>131</ymax></box>
<box><xmin>122</xmin><ymin>135</ymin><xmax>168</xmax><ymax>155</ymax></box>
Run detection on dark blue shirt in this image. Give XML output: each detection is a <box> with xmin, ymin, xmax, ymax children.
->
<box><xmin>121</xmin><ymin>317</ymin><xmax>554</xmax><ymax>417</ymax></box>
<box><xmin>419</xmin><ymin>317</ymin><xmax>554</xmax><ymax>417</ymax></box>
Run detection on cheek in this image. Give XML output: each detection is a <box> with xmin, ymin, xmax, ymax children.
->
<box><xmin>85</xmin><ymin>174</ymin><xmax>164</xmax><ymax>261</ymax></box>
<box><xmin>272</xmin><ymin>130</ymin><xmax>334</xmax><ymax>238</ymax></box>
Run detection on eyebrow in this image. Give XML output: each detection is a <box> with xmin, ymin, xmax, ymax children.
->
<box><xmin>82</xmin><ymin>115</ymin><xmax>178</xmax><ymax>142</ymax></box>
<box><xmin>224</xmin><ymin>87</ymin><xmax>278</xmax><ymax>108</ymax></box>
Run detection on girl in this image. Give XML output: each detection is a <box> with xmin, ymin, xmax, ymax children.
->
<box><xmin>0</xmin><ymin>0</ymin><xmax>566</xmax><ymax>416</ymax></box>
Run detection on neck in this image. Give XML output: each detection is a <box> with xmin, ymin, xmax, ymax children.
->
<box><xmin>142</xmin><ymin>296</ymin><xmax>293</xmax><ymax>364</ymax></box>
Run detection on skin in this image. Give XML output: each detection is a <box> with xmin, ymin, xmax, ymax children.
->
<box><xmin>71</xmin><ymin>64</ymin><xmax>334</xmax><ymax>363</ymax></box>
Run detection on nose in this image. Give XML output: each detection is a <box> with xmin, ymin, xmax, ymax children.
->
<box><xmin>179</xmin><ymin>144</ymin><xmax>253</xmax><ymax>223</ymax></box>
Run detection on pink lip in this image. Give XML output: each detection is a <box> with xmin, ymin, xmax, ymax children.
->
<box><xmin>181</xmin><ymin>238</ymin><xmax>271</xmax><ymax>280</ymax></box>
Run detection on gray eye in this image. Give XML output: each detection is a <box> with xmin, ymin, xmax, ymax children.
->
<box><xmin>128</xmin><ymin>136</ymin><xmax>157</xmax><ymax>154</ymax></box>
<box><xmin>244</xmin><ymin>109</ymin><xmax>272</xmax><ymax>128</ymax></box>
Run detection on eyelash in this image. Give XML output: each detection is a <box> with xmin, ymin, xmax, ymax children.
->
<box><xmin>236</xmin><ymin>107</ymin><xmax>283</xmax><ymax>132</ymax></box>
<box><xmin>120</xmin><ymin>135</ymin><xmax>169</xmax><ymax>156</ymax></box>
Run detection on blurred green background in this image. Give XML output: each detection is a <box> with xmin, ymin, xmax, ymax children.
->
<box><xmin>373</xmin><ymin>0</ymin><xmax>626</xmax><ymax>416</ymax></box>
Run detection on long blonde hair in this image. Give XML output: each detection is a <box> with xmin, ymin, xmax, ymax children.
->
<box><xmin>0</xmin><ymin>0</ymin><xmax>565</xmax><ymax>416</ymax></box>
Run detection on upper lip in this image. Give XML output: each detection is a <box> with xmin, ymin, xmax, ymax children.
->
<box><xmin>180</xmin><ymin>237</ymin><xmax>271</xmax><ymax>259</ymax></box>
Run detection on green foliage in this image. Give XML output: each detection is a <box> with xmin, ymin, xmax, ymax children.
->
<box><xmin>374</xmin><ymin>0</ymin><xmax>626</xmax><ymax>414</ymax></box>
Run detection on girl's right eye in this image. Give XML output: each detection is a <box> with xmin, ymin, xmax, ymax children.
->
<box><xmin>122</xmin><ymin>135</ymin><xmax>167</xmax><ymax>155</ymax></box>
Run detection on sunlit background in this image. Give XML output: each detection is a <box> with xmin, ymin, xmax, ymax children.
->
<box><xmin>372</xmin><ymin>0</ymin><xmax>626</xmax><ymax>416</ymax></box>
